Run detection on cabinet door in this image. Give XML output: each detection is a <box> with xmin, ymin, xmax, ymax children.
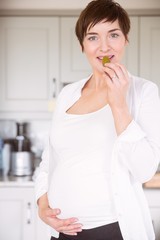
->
<box><xmin>60</xmin><ymin>17</ymin><xmax>91</xmax><ymax>84</ymax></box>
<box><xmin>140</xmin><ymin>17</ymin><xmax>160</xmax><ymax>89</ymax></box>
<box><xmin>0</xmin><ymin>187</ymin><xmax>35</xmax><ymax>240</ymax></box>
<box><xmin>60</xmin><ymin>17</ymin><xmax>138</xmax><ymax>84</ymax></box>
<box><xmin>150</xmin><ymin>208</ymin><xmax>160</xmax><ymax>240</ymax></box>
<box><xmin>144</xmin><ymin>189</ymin><xmax>160</xmax><ymax>240</ymax></box>
<box><xmin>0</xmin><ymin>17</ymin><xmax>59</xmax><ymax>119</ymax></box>
<box><xmin>122</xmin><ymin>17</ymin><xmax>139</xmax><ymax>75</ymax></box>
<box><xmin>35</xmin><ymin>209</ymin><xmax>49</xmax><ymax>240</ymax></box>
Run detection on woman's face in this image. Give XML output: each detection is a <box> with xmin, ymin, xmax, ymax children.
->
<box><xmin>82</xmin><ymin>20</ymin><xmax>127</xmax><ymax>73</ymax></box>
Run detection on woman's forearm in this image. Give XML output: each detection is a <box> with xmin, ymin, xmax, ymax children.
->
<box><xmin>38</xmin><ymin>193</ymin><xmax>49</xmax><ymax>209</ymax></box>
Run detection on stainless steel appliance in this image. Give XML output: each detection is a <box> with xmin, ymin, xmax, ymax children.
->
<box><xmin>10</xmin><ymin>151</ymin><xmax>33</xmax><ymax>176</ymax></box>
<box><xmin>10</xmin><ymin>122</ymin><xmax>34</xmax><ymax>176</ymax></box>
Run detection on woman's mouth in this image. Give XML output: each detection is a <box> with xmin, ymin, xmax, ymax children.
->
<box><xmin>97</xmin><ymin>55</ymin><xmax>114</xmax><ymax>63</ymax></box>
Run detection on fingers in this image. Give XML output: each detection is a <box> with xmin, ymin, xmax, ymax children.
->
<box><xmin>59</xmin><ymin>217</ymin><xmax>79</xmax><ymax>227</ymax></box>
<box><xmin>102</xmin><ymin>62</ymin><xmax>129</xmax><ymax>109</ymax></box>
<box><xmin>52</xmin><ymin>217</ymin><xmax>83</xmax><ymax>235</ymax></box>
<box><xmin>58</xmin><ymin>222</ymin><xmax>83</xmax><ymax>234</ymax></box>
<box><xmin>40</xmin><ymin>206</ymin><xmax>83</xmax><ymax>235</ymax></box>
<box><xmin>46</xmin><ymin>208</ymin><xmax>61</xmax><ymax>217</ymax></box>
<box><xmin>63</xmin><ymin>226</ymin><xmax>82</xmax><ymax>236</ymax></box>
<box><xmin>103</xmin><ymin>62</ymin><xmax>129</xmax><ymax>85</ymax></box>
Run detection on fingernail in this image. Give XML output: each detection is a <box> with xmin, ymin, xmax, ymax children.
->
<box><xmin>77</xmin><ymin>229</ymin><xmax>82</xmax><ymax>232</ymax></box>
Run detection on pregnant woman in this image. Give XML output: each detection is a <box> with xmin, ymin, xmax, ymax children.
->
<box><xmin>35</xmin><ymin>0</ymin><xmax>160</xmax><ymax>239</ymax></box>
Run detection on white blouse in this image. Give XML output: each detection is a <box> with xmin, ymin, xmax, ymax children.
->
<box><xmin>48</xmin><ymin>102</ymin><xmax>118</xmax><ymax>229</ymax></box>
<box><xmin>35</xmin><ymin>73</ymin><xmax>160</xmax><ymax>240</ymax></box>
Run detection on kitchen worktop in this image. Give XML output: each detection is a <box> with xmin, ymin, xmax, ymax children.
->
<box><xmin>0</xmin><ymin>157</ymin><xmax>40</xmax><ymax>187</ymax></box>
<box><xmin>0</xmin><ymin>173</ymin><xmax>34</xmax><ymax>187</ymax></box>
<box><xmin>0</xmin><ymin>171</ymin><xmax>160</xmax><ymax>188</ymax></box>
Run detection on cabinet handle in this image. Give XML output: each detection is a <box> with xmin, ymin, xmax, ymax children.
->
<box><xmin>52</xmin><ymin>78</ymin><xmax>56</xmax><ymax>98</ymax></box>
<box><xmin>27</xmin><ymin>202</ymin><xmax>31</xmax><ymax>224</ymax></box>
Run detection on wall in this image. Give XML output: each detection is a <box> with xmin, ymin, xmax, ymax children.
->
<box><xmin>0</xmin><ymin>0</ymin><xmax>160</xmax><ymax>10</ymax></box>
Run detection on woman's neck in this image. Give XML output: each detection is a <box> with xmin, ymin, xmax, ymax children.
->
<box><xmin>86</xmin><ymin>73</ymin><xmax>108</xmax><ymax>90</ymax></box>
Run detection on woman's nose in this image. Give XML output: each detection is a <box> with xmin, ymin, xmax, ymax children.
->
<box><xmin>100</xmin><ymin>48</ymin><xmax>107</xmax><ymax>53</ymax></box>
<box><xmin>99</xmin><ymin>39</ymin><xmax>110</xmax><ymax>52</ymax></box>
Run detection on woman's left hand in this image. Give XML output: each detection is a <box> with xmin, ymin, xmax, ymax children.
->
<box><xmin>103</xmin><ymin>62</ymin><xmax>132</xmax><ymax>135</ymax></box>
<box><xmin>103</xmin><ymin>62</ymin><xmax>129</xmax><ymax>109</ymax></box>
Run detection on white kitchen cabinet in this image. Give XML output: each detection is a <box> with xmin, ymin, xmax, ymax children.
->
<box><xmin>0</xmin><ymin>17</ymin><xmax>59</xmax><ymax>119</ymax></box>
<box><xmin>60</xmin><ymin>17</ymin><xmax>91</xmax><ymax>84</ymax></box>
<box><xmin>0</xmin><ymin>185</ymin><xmax>48</xmax><ymax>240</ymax></box>
<box><xmin>0</xmin><ymin>186</ymin><xmax>35</xmax><ymax>240</ymax></box>
<box><xmin>60</xmin><ymin>16</ymin><xmax>139</xmax><ymax>84</ymax></box>
<box><xmin>144</xmin><ymin>189</ymin><xmax>160</xmax><ymax>240</ymax></box>
<box><xmin>122</xmin><ymin>17</ymin><xmax>139</xmax><ymax>75</ymax></box>
<box><xmin>140</xmin><ymin>17</ymin><xmax>160</xmax><ymax>89</ymax></box>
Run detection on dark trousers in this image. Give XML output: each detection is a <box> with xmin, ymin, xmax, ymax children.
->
<box><xmin>50</xmin><ymin>222</ymin><xmax>123</xmax><ymax>240</ymax></box>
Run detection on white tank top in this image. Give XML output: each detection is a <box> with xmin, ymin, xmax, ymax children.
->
<box><xmin>48</xmin><ymin>104</ymin><xmax>118</xmax><ymax>229</ymax></box>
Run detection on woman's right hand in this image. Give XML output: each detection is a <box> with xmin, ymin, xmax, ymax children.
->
<box><xmin>38</xmin><ymin>194</ymin><xmax>82</xmax><ymax>236</ymax></box>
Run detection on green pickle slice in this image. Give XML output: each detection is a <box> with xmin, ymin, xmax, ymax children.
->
<box><xmin>102</xmin><ymin>56</ymin><xmax>110</xmax><ymax>66</ymax></box>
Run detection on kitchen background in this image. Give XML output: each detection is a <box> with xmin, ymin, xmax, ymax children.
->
<box><xmin>0</xmin><ymin>0</ymin><xmax>160</xmax><ymax>240</ymax></box>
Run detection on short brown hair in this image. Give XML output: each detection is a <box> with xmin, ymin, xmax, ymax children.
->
<box><xmin>75</xmin><ymin>0</ymin><xmax>130</xmax><ymax>50</ymax></box>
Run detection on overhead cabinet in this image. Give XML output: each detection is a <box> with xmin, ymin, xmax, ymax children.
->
<box><xmin>140</xmin><ymin>17</ymin><xmax>160</xmax><ymax>89</ymax></box>
<box><xmin>0</xmin><ymin>17</ymin><xmax>59</xmax><ymax>119</ymax></box>
<box><xmin>60</xmin><ymin>17</ymin><xmax>92</xmax><ymax>83</ymax></box>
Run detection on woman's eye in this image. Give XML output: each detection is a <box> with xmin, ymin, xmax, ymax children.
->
<box><xmin>110</xmin><ymin>33</ymin><xmax>119</xmax><ymax>38</ymax></box>
<box><xmin>88</xmin><ymin>36</ymin><xmax>98</xmax><ymax>41</ymax></box>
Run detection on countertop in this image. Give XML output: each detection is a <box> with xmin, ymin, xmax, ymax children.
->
<box><xmin>0</xmin><ymin>158</ymin><xmax>40</xmax><ymax>187</ymax></box>
<box><xmin>0</xmin><ymin>173</ymin><xmax>35</xmax><ymax>187</ymax></box>
<box><xmin>0</xmin><ymin>170</ymin><xmax>160</xmax><ymax>188</ymax></box>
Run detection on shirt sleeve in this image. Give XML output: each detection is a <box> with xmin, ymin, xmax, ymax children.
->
<box><xmin>116</xmin><ymin>82</ymin><xmax>160</xmax><ymax>183</ymax></box>
<box><xmin>34</xmin><ymin>138</ymin><xmax>50</xmax><ymax>203</ymax></box>
<box><xmin>34</xmin><ymin>87</ymin><xmax>66</xmax><ymax>203</ymax></box>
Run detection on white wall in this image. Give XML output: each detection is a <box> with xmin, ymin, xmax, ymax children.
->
<box><xmin>0</xmin><ymin>0</ymin><xmax>160</xmax><ymax>10</ymax></box>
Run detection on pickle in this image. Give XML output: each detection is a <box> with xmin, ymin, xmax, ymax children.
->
<box><xmin>102</xmin><ymin>56</ymin><xmax>110</xmax><ymax>66</ymax></box>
